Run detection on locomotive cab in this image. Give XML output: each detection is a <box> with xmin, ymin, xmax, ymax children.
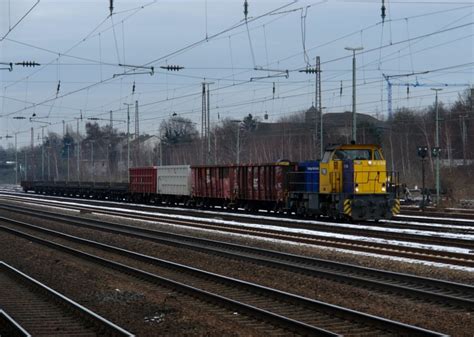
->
<box><xmin>319</xmin><ymin>144</ymin><xmax>399</xmax><ymax>220</ymax></box>
<box><xmin>320</xmin><ymin>144</ymin><xmax>387</xmax><ymax>194</ymax></box>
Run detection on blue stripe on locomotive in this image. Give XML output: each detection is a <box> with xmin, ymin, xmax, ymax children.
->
<box><xmin>298</xmin><ymin>160</ymin><xmax>320</xmax><ymax>192</ymax></box>
<box><xmin>343</xmin><ymin>159</ymin><xmax>354</xmax><ymax>193</ymax></box>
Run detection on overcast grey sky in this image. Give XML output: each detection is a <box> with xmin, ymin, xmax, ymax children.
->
<box><xmin>1</xmin><ymin>0</ymin><xmax>473</xmax><ymax>148</ymax></box>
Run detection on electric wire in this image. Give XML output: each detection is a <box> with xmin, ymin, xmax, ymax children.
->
<box><xmin>3</xmin><ymin>1</ymin><xmax>472</xmax><ymax>144</ymax></box>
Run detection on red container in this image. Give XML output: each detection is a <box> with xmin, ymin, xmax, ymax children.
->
<box><xmin>236</xmin><ymin>163</ymin><xmax>295</xmax><ymax>202</ymax></box>
<box><xmin>129</xmin><ymin>167</ymin><xmax>158</xmax><ymax>194</ymax></box>
<box><xmin>192</xmin><ymin>162</ymin><xmax>296</xmax><ymax>203</ymax></box>
<box><xmin>191</xmin><ymin>166</ymin><xmax>233</xmax><ymax>200</ymax></box>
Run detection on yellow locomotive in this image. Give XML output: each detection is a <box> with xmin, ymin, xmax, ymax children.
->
<box><xmin>289</xmin><ymin>144</ymin><xmax>399</xmax><ymax>221</ymax></box>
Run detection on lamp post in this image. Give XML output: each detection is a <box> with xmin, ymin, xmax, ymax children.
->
<box><xmin>231</xmin><ymin>120</ymin><xmax>243</xmax><ymax>164</ymax></box>
<box><xmin>3</xmin><ymin>135</ymin><xmax>14</xmax><ymax>183</ymax></box>
<box><xmin>320</xmin><ymin>107</ymin><xmax>326</xmax><ymax>158</ymax></box>
<box><xmin>12</xmin><ymin>117</ymin><xmax>26</xmax><ymax>183</ymax></box>
<box><xmin>417</xmin><ymin>146</ymin><xmax>428</xmax><ymax>210</ymax></box>
<box><xmin>431</xmin><ymin>88</ymin><xmax>442</xmax><ymax>205</ymax></box>
<box><xmin>66</xmin><ymin>142</ymin><xmax>71</xmax><ymax>182</ymax></box>
<box><xmin>124</xmin><ymin>103</ymin><xmax>133</xmax><ymax>179</ymax></box>
<box><xmin>41</xmin><ymin>126</ymin><xmax>46</xmax><ymax>181</ymax></box>
<box><xmin>345</xmin><ymin>46</ymin><xmax>363</xmax><ymax>143</ymax></box>
<box><xmin>158</xmin><ymin>128</ymin><xmax>163</xmax><ymax>166</ymax></box>
<box><xmin>74</xmin><ymin>117</ymin><xmax>81</xmax><ymax>182</ymax></box>
<box><xmin>87</xmin><ymin>140</ymin><xmax>95</xmax><ymax>183</ymax></box>
<box><xmin>24</xmin><ymin>150</ymin><xmax>27</xmax><ymax>181</ymax></box>
<box><xmin>14</xmin><ymin>133</ymin><xmax>18</xmax><ymax>184</ymax></box>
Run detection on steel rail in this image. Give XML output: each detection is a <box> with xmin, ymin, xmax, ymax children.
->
<box><xmin>0</xmin><ymin>218</ymin><xmax>447</xmax><ymax>337</ymax></box>
<box><xmin>401</xmin><ymin>207</ymin><xmax>474</xmax><ymax>221</ymax></box>
<box><xmin>3</xmin><ymin>191</ymin><xmax>474</xmax><ymax>228</ymax></box>
<box><xmin>1</xmin><ymin>203</ymin><xmax>473</xmax><ymax>311</ymax></box>
<box><xmin>0</xmin><ymin>262</ymin><xmax>134</xmax><ymax>337</ymax></box>
<box><xmin>1</xmin><ymin>199</ymin><xmax>473</xmax><ymax>267</ymax></box>
<box><xmin>1</xmin><ymin>196</ymin><xmax>473</xmax><ymax>249</ymax></box>
<box><xmin>0</xmin><ymin>310</ymin><xmax>31</xmax><ymax>337</ymax></box>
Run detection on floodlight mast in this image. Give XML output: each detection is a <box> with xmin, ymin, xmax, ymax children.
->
<box><xmin>345</xmin><ymin>47</ymin><xmax>363</xmax><ymax>143</ymax></box>
<box><xmin>124</xmin><ymin>103</ymin><xmax>133</xmax><ymax>179</ymax></box>
<box><xmin>431</xmin><ymin>88</ymin><xmax>443</xmax><ymax>205</ymax></box>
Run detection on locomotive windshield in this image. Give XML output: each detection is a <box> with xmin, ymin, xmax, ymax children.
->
<box><xmin>333</xmin><ymin>149</ymin><xmax>371</xmax><ymax>161</ymax></box>
<box><xmin>322</xmin><ymin>147</ymin><xmax>385</xmax><ymax>162</ymax></box>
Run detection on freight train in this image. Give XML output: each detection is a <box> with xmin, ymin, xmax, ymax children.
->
<box><xmin>21</xmin><ymin>143</ymin><xmax>400</xmax><ymax>221</ymax></box>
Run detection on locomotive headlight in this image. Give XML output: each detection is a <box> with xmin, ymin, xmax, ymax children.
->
<box><xmin>368</xmin><ymin>160</ymin><xmax>372</xmax><ymax>165</ymax></box>
<box><xmin>355</xmin><ymin>187</ymin><xmax>359</xmax><ymax>192</ymax></box>
<box><xmin>381</xmin><ymin>187</ymin><xmax>386</xmax><ymax>192</ymax></box>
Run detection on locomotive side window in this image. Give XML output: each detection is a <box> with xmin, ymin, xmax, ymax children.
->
<box><xmin>334</xmin><ymin>150</ymin><xmax>346</xmax><ymax>160</ymax></box>
<box><xmin>322</xmin><ymin>151</ymin><xmax>332</xmax><ymax>163</ymax></box>
<box><xmin>374</xmin><ymin>149</ymin><xmax>383</xmax><ymax>160</ymax></box>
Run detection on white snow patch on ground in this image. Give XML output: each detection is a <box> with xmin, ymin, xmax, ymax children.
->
<box><xmin>395</xmin><ymin>214</ymin><xmax>474</xmax><ymax>224</ymax></box>
<box><xmin>5</xmin><ymin>194</ymin><xmax>473</xmax><ymax>271</ymax></box>
<box><xmin>11</xmin><ymin>196</ymin><xmax>471</xmax><ymax>255</ymax></box>
<box><xmin>8</xmin><ymin>195</ymin><xmax>474</xmax><ymax>242</ymax></box>
<box><xmin>6</xmin><ymin>191</ymin><xmax>474</xmax><ymax>225</ymax></box>
<box><xmin>102</xmin><ymin>213</ymin><xmax>474</xmax><ymax>273</ymax></box>
<box><xmin>382</xmin><ymin>219</ymin><xmax>474</xmax><ymax>231</ymax></box>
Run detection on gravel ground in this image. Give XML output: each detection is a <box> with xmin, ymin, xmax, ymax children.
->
<box><xmin>0</xmin><ymin>229</ymin><xmax>278</xmax><ymax>337</ymax></box>
<box><xmin>1</xmin><ymin>200</ymin><xmax>473</xmax><ymax>336</ymax></box>
<box><xmin>76</xmin><ymin>205</ymin><xmax>474</xmax><ymax>284</ymax></box>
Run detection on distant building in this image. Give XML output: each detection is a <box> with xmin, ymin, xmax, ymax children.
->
<box><xmin>256</xmin><ymin>107</ymin><xmax>384</xmax><ymax>144</ymax></box>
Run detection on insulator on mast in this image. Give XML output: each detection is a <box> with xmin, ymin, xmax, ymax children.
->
<box><xmin>381</xmin><ymin>0</ymin><xmax>386</xmax><ymax>23</ymax></box>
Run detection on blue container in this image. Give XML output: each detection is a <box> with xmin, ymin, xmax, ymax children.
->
<box><xmin>342</xmin><ymin>159</ymin><xmax>354</xmax><ymax>193</ymax></box>
<box><xmin>299</xmin><ymin>161</ymin><xmax>320</xmax><ymax>192</ymax></box>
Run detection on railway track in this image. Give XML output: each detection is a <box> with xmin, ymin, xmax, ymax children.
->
<box><xmin>0</xmin><ymin>216</ymin><xmax>447</xmax><ymax>337</ymax></box>
<box><xmin>1</xmin><ymin>202</ymin><xmax>473</xmax><ymax>312</ymax></box>
<box><xmin>1</xmin><ymin>198</ymin><xmax>473</xmax><ymax>267</ymax></box>
<box><xmin>2</xmin><ymin>194</ymin><xmax>474</xmax><ymax>248</ymax></box>
<box><xmin>0</xmin><ymin>261</ymin><xmax>133</xmax><ymax>337</ymax></box>
<box><xmin>2</xmin><ymin>191</ymin><xmax>474</xmax><ymax>230</ymax></box>
<box><xmin>401</xmin><ymin>206</ymin><xmax>474</xmax><ymax>221</ymax></box>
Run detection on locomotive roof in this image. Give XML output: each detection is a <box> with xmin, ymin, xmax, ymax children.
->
<box><xmin>325</xmin><ymin>144</ymin><xmax>382</xmax><ymax>151</ymax></box>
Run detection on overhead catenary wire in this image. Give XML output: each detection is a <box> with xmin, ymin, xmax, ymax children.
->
<box><xmin>405</xmin><ymin>18</ymin><xmax>415</xmax><ymax>74</ymax></box>
<box><xmin>0</xmin><ymin>0</ymin><xmax>40</xmax><ymax>42</ymax></box>
<box><xmin>110</xmin><ymin>15</ymin><xmax>122</xmax><ymax>65</ymax></box>
<box><xmin>228</xmin><ymin>36</ymin><xmax>236</xmax><ymax>85</ymax></box>
<box><xmin>0</xmin><ymin>1</ymin><xmax>460</xmax><ymax>93</ymax></box>
<box><xmin>300</xmin><ymin>6</ymin><xmax>311</xmax><ymax>66</ymax></box>
<box><xmin>2</xmin><ymin>2</ymin><xmax>156</xmax><ymax>91</ymax></box>
<box><xmin>2</xmin><ymin>1</ymin><xmax>300</xmax><ymax>118</ymax></box>
<box><xmin>3</xmin><ymin>1</ymin><xmax>472</xmax><ymax>143</ymax></box>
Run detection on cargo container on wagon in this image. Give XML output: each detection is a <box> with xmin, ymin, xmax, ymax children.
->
<box><xmin>129</xmin><ymin>167</ymin><xmax>158</xmax><ymax>197</ymax></box>
<box><xmin>156</xmin><ymin>165</ymin><xmax>191</xmax><ymax>203</ymax></box>
<box><xmin>191</xmin><ymin>161</ymin><xmax>296</xmax><ymax>211</ymax></box>
<box><xmin>191</xmin><ymin>165</ymin><xmax>234</xmax><ymax>207</ymax></box>
<box><xmin>234</xmin><ymin>161</ymin><xmax>296</xmax><ymax>211</ymax></box>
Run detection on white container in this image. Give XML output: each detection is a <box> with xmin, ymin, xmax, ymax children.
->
<box><xmin>157</xmin><ymin>165</ymin><xmax>191</xmax><ymax>196</ymax></box>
